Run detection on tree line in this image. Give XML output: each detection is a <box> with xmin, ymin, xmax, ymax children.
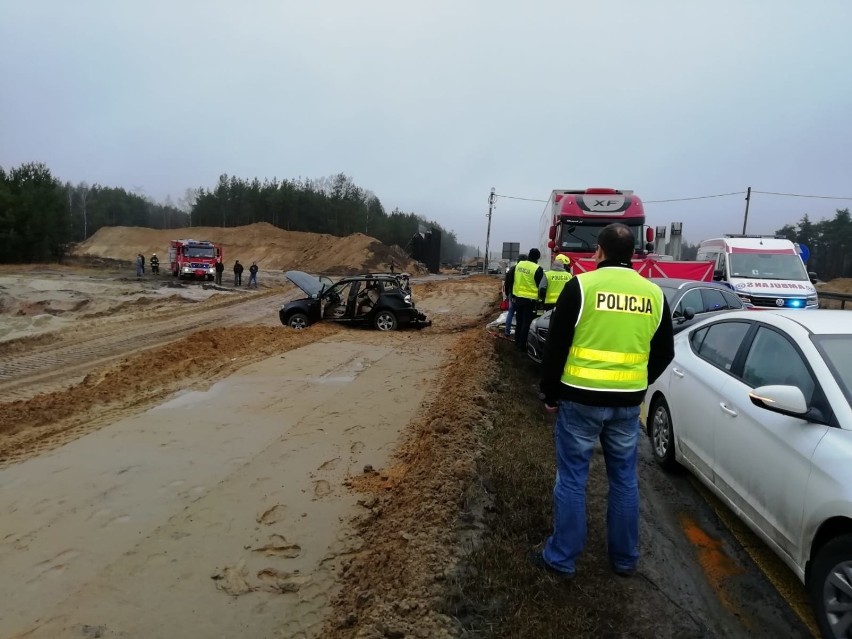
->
<box><xmin>0</xmin><ymin>163</ymin><xmax>477</xmax><ymax>264</ymax></box>
<box><xmin>776</xmin><ymin>209</ymin><xmax>852</xmax><ymax>280</ymax></box>
<box><xmin>4</xmin><ymin>161</ymin><xmax>850</xmax><ymax>278</ymax></box>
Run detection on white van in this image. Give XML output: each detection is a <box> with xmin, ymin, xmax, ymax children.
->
<box><xmin>696</xmin><ymin>236</ymin><xmax>818</xmax><ymax>309</ymax></box>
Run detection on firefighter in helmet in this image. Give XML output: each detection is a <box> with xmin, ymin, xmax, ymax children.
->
<box><xmin>150</xmin><ymin>253</ymin><xmax>160</xmax><ymax>275</ymax></box>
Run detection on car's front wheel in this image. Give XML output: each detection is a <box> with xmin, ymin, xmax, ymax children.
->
<box><xmin>287</xmin><ymin>312</ymin><xmax>310</xmax><ymax>330</ymax></box>
<box><xmin>374</xmin><ymin>310</ymin><xmax>398</xmax><ymax>331</ymax></box>
<box><xmin>650</xmin><ymin>396</ymin><xmax>678</xmax><ymax>471</ymax></box>
<box><xmin>809</xmin><ymin>534</ymin><xmax>852</xmax><ymax>639</ymax></box>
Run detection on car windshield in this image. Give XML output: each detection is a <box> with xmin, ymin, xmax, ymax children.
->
<box><xmin>658</xmin><ymin>286</ymin><xmax>679</xmax><ymax>307</ymax></box>
<box><xmin>728</xmin><ymin>253</ymin><xmax>809</xmax><ymax>281</ymax></box>
<box><xmin>285</xmin><ymin>270</ymin><xmax>325</xmax><ymax>297</ymax></box>
<box><xmin>812</xmin><ymin>334</ymin><xmax>852</xmax><ymax>404</ymax></box>
<box><xmin>185</xmin><ymin>247</ymin><xmax>216</xmax><ymax>258</ymax></box>
<box><xmin>558</xmin><ymin>223</ymin><xmax>641</xmax><ymax>253</ymax></box>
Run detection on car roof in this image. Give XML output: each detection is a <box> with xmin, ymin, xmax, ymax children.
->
<box><xmin>689</xmin><ymin>309</ymin><xmax>852</xmax><ymax>335</ymax></box>
<box><xmin>340</xmin><ymin>273</ymin><xmax>399</xmax><ymax>282</ymax></box>
<box><xmin>648</xmin><ymin>278</ymin><xmax>732</xmax><ymax>292</ymax></box>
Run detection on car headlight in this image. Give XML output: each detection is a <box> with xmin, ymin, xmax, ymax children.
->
<box><xmin>737</xmin><ymin>293</ymin><xmax>751</xmax><ymax>304</ymax></box>
<box><xmin>807</xmin><ymin>294</ymin><xmax>818</xmax><ymax>305</ymax></box>
<box><xmin>404</xmin><ymin>294</ymin><xmax>411</xmax><ymax>304</ymax></box>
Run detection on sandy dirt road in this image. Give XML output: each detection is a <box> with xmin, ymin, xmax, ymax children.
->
<box><xmin>0</xmin><ymin>270</ymin><xmax>499</xmax><ymax>639</ymax></box>
<box><xmin>0</xmin><ymin>263</ymin><xmax>821</xmax><ymax>638</ymax></box>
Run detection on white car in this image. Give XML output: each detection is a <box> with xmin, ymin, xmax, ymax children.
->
<box><xmin>643</xmin><ymin>310</ymin><xmax>852</xmax><ymax>639</ymax></box>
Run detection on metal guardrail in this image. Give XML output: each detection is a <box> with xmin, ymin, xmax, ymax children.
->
<box><xmin>818</xmin><ymin>292</ymin><xmax>852</xmax><ymax>310</ymax></box>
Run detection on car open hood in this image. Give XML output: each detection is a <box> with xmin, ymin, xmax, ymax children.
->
<box><xmin>285</xmin><ymin>270</ymin><xmax>325</xmax><ymax>298</ymax></box>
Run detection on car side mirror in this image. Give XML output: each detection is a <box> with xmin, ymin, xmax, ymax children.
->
<box><xmin>749</xmin><ymin>385</ymin><xmax>808</xmax><ymax>418</ymax></box>
<box><xmin>683</xmin><ymin>307</ymin><xmax>696</xmax><ymax>321</ymax></box>
<box><xmin>808</xmin><ymin>271</ymin><xmax>818</xmax><ymax>284</ymax></box>
<box><xmin>713</xmin><ymin>269</ymin><xmax>724</xmax><ymax>281</ymax></box>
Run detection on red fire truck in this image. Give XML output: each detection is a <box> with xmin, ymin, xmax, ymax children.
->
<box><xmin>539</xmin><ymin>188</ymin><xmax>713</xmax><ymax>281</ymax></box>
<box><xmin>168</xmin><ymin>239</ymin><xmax>222</xmax><ymax>281</ymax></box>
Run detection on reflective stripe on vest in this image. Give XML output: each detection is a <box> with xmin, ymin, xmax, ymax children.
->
<box><xmin>544</xmin><ymin>270</ymin><xmax>572</xmax><ymax>304</ymax></box>
<box><xmin>560</xmin><ymin>268</ymin><xmax>664</xmax><ymax>392</ymax></box>
<box><xmin>512</xmin><ymin>260</ymin><xmax>539</xmax><ymax>299</ymax></box>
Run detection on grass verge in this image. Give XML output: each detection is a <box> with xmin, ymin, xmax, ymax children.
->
<box><xmin>442</xmin><ymin>338</ymin><xmax>651</xmax><ymax>638</ymax></box>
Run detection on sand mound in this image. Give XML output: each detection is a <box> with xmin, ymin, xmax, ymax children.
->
<box><xmin>70</xmin><ymin>222</ymin><xmax>423</xmax><ymax>275</ymax></box>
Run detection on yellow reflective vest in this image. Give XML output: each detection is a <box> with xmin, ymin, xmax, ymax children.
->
<box><xmin>512</xmin><ymin>260</ymin><xmax>539</xmax><ymax>300</ymax></box>
<box><xmin>543</xmin><ymin>269</ymin><xmax>572</xmax><ymax>305</ymax></box>
<box><xmin>561</xmin><ymin>268</ymin><xmax>664</xmax><ymax>392</ymax></box>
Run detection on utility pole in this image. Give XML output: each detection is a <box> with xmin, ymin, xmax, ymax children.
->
<box><xmin>742</xmin><ymin>186</ymin><xmax>751</xmax><ymax>235</ymax></box>
<box><xmin>484</xmin><ymin>187</ymin><xmax>495</xmax><ymax>274</ymax></box>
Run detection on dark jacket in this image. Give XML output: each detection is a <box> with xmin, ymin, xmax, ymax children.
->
<box><xmin>540</xmin><ymin>260</ymin><xmax>675</xmax><ymax>408</ymax></box>
<box><xmin>249</xmin><ymin>264</ymin><xmax>258</xmax><ymax>275</ymax></box>
<box><xmin>234</xmin><ymin>262</ymin><xmax>244</xmax><ymax>274</ymax></box>
<box><xmin>504</xmin><ymin>266</ymin><xmax>516</xmax><ymax>298</ymax></box>
<box><xmin>505</xmin><ymin>263</ymin><xmax>544</xmax><ymax>299</ymax></box>
<box><xmin>215</xmin><ymin>261</ymin><xmax>225</xmax><ymax>273</ymax></box>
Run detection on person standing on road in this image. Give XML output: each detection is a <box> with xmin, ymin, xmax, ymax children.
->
<box><xmin>512</xmin><ymin>248</ymin><xmax>544</xmax><ymax>351</ymax></box>
<box><xmin>247</xmin><ymin>261</ymin><xmax>259</xmax><ymax>288</ymax></box>
<box><xmin>533</xmin><ymin>223</ymin><xmax>674</xmax><ymax>580</ymax></box>
<box><xmin>502</xmin><ymin>253</ymin><xmax>526</xmax><ymax>339</ymax></box>
<box><xmin>215</xmin><ymin>258</ymin><xmax>224</xmax><ymax>285</ymax></box>
<box><xmin>539</xmin><ymin>254</ymin><xmax>573</xmax><ymax>311</ymax></box>
<box><xmin>135</xmin><ymin>253</ymin><xmax>144</xmax><ymax>277</ymax></box>
<box><xmin>140</xmin><ymin>253</ymin><xmax>145</xmax><ymax>274</ymax></box>
<box><xmin>233</xmin><ymin>260</ymin><xmax>244</xmax><ymax>286</ymax></box>
<box><xmin>150</xmin><ymin>253</ymin><xmax>159</xmax><ymax>275</ymax></box>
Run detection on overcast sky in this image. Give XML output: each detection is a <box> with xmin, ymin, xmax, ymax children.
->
<box><xmin>2</xmin><ymin>1</ymin><xmax>851</xmax><ymax>253</ymax></box>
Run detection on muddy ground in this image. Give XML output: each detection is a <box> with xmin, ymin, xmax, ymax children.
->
<box><xmin>0</xmin><ymin>261</ymin><xmax>832</xmax><ymax>638</ymax></box>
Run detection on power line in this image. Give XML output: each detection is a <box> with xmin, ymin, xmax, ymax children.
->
<box><xmin>492</xmin><ymin>193</ymin><xmax>541</xmax><ymax>202</ymax></box>
<box><xmin>493</xmin><ymin>193</ymin><xmax>547</xmax><ymax>203</ymax></box>
<box><xmin>751</xmin><ymin>190</ymin><xmax>852</xmax><ymax>201</ymax></box>
<box><xmin>645</xmin><ymin>191</ymin><xmax>745</xmax><ymax>203</ymax></box>
<box><xmin>493</xmin><ymin>189</ymin><xmax>852</xmax><ymax>206</ymax></box>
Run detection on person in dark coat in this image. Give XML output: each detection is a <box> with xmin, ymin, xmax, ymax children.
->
<box><xmin>233</xmin><ymin>260</ymin><xmax>244</xmax><ymax>286</ymax></box>
<box><xmin>215</xmin><ymin>259</ymin><xmax>224</xmax><ymax>285</ymax></box>
<box><xmin>247</xmin><ymin>262</ymin><xmax>259</xmax><ymax>288</ymax></box>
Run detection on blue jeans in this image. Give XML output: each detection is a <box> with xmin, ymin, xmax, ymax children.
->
<box><xmin>543</xmin><ymin>401</ymin><xmax>641</xmax><ymax>574</ymax></box>
<box><xmin>504</xmin><ymin>298</ymin><xmax>515</xmax><ymax>336</ymax></box>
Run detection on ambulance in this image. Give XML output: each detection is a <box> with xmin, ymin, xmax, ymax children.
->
<box><xmin>695</xmin><ymin>235</ymin><xmax>818</xmax><ymax>309</ymax></box>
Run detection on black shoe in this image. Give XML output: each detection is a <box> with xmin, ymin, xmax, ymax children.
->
<box><xmin>528</xmin><ymin>550</ymin><xmax>575</xmax><ymax>581</ymax></box>
<box><xmin>612</xmin><ymin>564</ymin><xmax>637</xmax><ymax>578</ymax></box>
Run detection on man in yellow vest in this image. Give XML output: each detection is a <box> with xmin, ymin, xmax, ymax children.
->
<box><xmin>539</xmin><ymin>254</ymin><xmax>573</xmax><ymax>310</ymax></box>
<box><xmin>532</xmin><ymin>223</ymin><xmax>674</xmax><ymax>580</ymax></box>
<box><xmin>511</xmin><ymin>248</ymin><xmax>544</xmax><ymax>351</ymax></box>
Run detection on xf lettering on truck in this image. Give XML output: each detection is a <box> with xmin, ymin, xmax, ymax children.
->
<box><xmin>595</xmin><ymin>292</ymin><xmax>654</xmax><ymax>315</ymax></box>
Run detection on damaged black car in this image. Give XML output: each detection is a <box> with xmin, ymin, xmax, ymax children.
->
<box><xmin>279</xmin><ymin>271</ymin><xmax>430</xmax><ymax>331</ymax></box>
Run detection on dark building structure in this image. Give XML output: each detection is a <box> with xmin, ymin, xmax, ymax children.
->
<box><xmin>410</xmin><ymin>227</ymin><xmax>441</xmax><ymax>274</ymax></box>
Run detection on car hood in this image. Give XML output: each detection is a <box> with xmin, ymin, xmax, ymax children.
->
<box><xmin>728</xmin><ymin>276</ymin><xmax>816</xmax><ymax>297</ymax></box>
<box><xmin>285</xmin><ymin>270</ymin><xmax>325</xmax><ymax>298</ymax></box>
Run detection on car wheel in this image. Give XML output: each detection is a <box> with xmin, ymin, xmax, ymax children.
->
<box><xmin>374</xmin><ymin>310</ymin><xmax>398</xmax><ymax>331</ymax></box>
<box><xmin>287</xmin><ymin>312</ymin><xmax>310</xmax><ymax>330</ymax></box>
<box><xmin>809</xmin><ymin>534</ymin><xmax>852</xmax><ymax>639</ymax></box>
<box><xmin>650</xmin><ymin>396</ymin><xmax>678</xmax><ymax>471</ymax></box>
